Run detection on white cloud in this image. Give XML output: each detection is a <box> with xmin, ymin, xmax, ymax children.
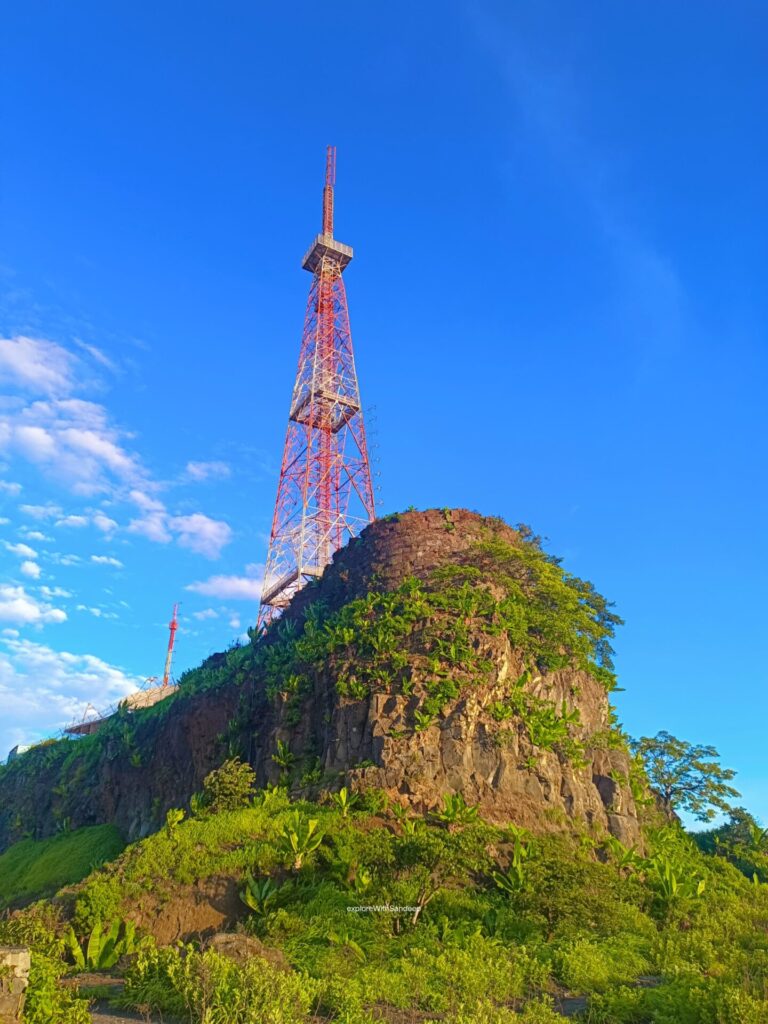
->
<box><xmin>2</xmin><ymin>336</ymin><xmax>232</xmax><ymax>559</ymax></box>
<box><xmin>90</xmin><ymin>555</ymin><xmax>123</xmax><ymax>568</ymax></box>
<box><xmin>186</xmin><ymin>573</ymin><xmax>263</xmax><ymax>601</ymax></box>
<box><xmin>20</xmin><ymin>560</ymin><xmax>41</xmax><ymax>579</ymax></box>
<box><xmin>186</xmin><ymin>460</ymin><xmax>231</xmax><ymax>482</ymax></box>
<box><xmin>0</xmin><ymin>635</ymin><xmax>140</xmax><ymax>754</ymax></box>
<box><xmin>168</xmin><ymin>513</ymin><xmax>232</xmax><ymax>559</ymax></box>
<box><xmin>92</xmin><ymin>512</ymin><xmax>118</xmax><ymax>534</ymax></box>
<box><xmin>19</xmin><ymin>503</ymin><xmax>63</xmax><ymax>521</ymax></box>
<box><xmin>50</xmin><ymin>553</ymin><xmax>81</xmax><ymax>567</ymax></box>
<box><xmin>0</xmin><ymin>518</ymin><xmax>9</xmax><ymax>526</ymax></box>
<box><xmin>1</xmin><ymin>628</ymin><xmax>19</xmax><ymax>638</ymax></box>
<box><xmin>127</xmin><ymin>489</ymin><xmax>172</xmax><ymax>544</ymax></box>
<box><xmin>75</xmin><ymin>604</ymin><xmax>96</xmax><ymax>615</ymax></box>
<box><xmin>73</xmin><ymin>338</ymin><xmax>116</xmax><ymax>372</ymax></box>
<box><xmin>229</xmin><ymin>615</ymin><xmax>241</xmax><ymax>630</ymax></box>
<box><xmin>128</xmin><ymin>497</ymin><xmax>231</xmax><ymax>559</ymax></box>
<box><xmin>15</xmin><ymin>424</ymin><xmax>58</xmax><ymax>461</ymax></box>
<box><xmin>0</xmin><ymin>336</ymin><xmax>76</xmax><ymax>396</ymax></box>
<box><xmin>20</xmin><ymin>530</ymin><xmax>51</xmax><ymax>542</ymax></box>
<box><xmin>40</xmin><ymin>585</ymin><xmax>72</xmax><ymax>598</ymax></box>
<box><xmin>4</xmin><ymin>541</ymin><xmax>38</xmax><ymax>559</ymax></box>
<box><xmin>55</xmin><ymin>514</ymin><xmax>89</xmax><ymax>528</ymax></box>
<box><xmin>0</xmin><ymin>584</ymin><xmax>67</xmax><ymax>625</ymax></box>
<box><xmin>0</xmin><ymin>480</ymin><xmax>21</xmax><ymax>496</ymax></box>
<box><xmin>1</xmin><ymin>398</ymin><xmax>144</xmax><ymax>497</ymax></box>
<box><xmin>192</xmin><ymin>608</ymin><xmax>219</xmax><ymax>620</ymax></box>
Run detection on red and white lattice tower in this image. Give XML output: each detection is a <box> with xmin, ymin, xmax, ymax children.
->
<box><xmin>257</xmin><ymin>147</ymin><xmax>375</xmax><ymax>629</ymax></box>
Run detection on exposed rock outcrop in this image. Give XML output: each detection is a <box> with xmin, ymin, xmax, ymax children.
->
<box><xmin>0</xmin><ymin>509</ymin><xmax>643</xmax><ymax>852</ymax></box>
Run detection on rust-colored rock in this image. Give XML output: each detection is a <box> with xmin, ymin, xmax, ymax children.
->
<box><xmin>128</xmin><ymin>876</ymin><xmax>244</xmax><ymax>944</ymax></box>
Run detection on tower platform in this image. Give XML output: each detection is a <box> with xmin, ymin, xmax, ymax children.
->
<box><xmin>301</xmin><ymin>233</ymin><xmax>354</xmax><ymax>273</ymax></box>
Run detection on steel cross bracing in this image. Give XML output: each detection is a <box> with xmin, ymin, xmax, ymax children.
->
<box><xmin>258</xmin><ymin>148</ymin><xmax>375</xmax><ymax>629</ymax></box>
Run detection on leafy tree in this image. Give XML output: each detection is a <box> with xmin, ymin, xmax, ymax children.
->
<box><xmin>201</xmin><ymin>757</ymin><xmax>255</xmax><ymax>812</ymax></box>
<box><xmin>695</xmin><ymin>806</ymin><xmax>768</xmax><ymax>881</ymax></box>
<box><xmin>631</xmin><ymin>731</ymin><xmax>739</xmax><ymax>821</ymax></box>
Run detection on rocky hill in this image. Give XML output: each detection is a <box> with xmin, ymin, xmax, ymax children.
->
<box><xmin>0</xmin><ymin>509</ymin><xmax>643</xmax><ymax>852</ymax></box>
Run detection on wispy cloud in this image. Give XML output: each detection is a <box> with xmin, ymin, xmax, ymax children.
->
<box><xmin>185</xmin><ymin>460</ymin><xmax>231</xmax><ymax>482</ymax></box>
<box><xmin>39</xmin><ymin>585</ymin><xmax>72</xmax><ymax>599</ymax></box>
<box><xmin>168</xmin><ymin>513</ymin><xmax>232</xmax><ymax>559</ymax></box>
<box><xmin>3</xmin><ymin>335</ymin><xmax>233</xmax><ymax>559</ymax></box>
<box><xmin>468</xmin><ymin>8</ymin><xmax>688</xmax><ymax>358</ymax></box>
<box><xmin>19</xmin><ymin>529</ymin><xmax>51</xmax><ymax>542</ymax></box>
<box><xmin>186</xmin><ymin>566</ymin><xmax>263</xmax><ymax>601</ymax></box>
<box><xmin>4</xmin><ymin>541</ymin><xmax>38</xmax><ymax>559</ymax></box>
<box><xmin>128</xmin><ymin>492</ymin><xmax>232</xmax><ymax>559</ymax></box>
<box><xmin>0</xmin><ymin>336</ymin><xmax>76</xmax><ymax>396</ymax></box>
<box><xmin>55</xmin><ymin>514</ymin><xmax>90</xmax><ymax>528</ymax></box>
<box><xmin>19</xmin><ymin>503</ymin><xmax>63</xmax><ymax>521</ymax></box>
<box><xmin>90</xmin><ymin>555</ymin><xmax>123</xmax><ymax>568</ymax></box>
<box><xmin>192</xmin><ymin>607</ymin><xmax>219</xmax><ymax>620</ymax></box>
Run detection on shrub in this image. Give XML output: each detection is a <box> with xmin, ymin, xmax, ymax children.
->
<box><xmin>553</xmin><ymin>935</ymin><xmax>651</xmax><ymax>993</ymax></box>
<box><xmin>123</xmin><ymin>943</ymin><xmax>322</xmax><ymax>1024</ymax></box>
<box><xmin>23</xmin><ymin>951</ymin><xmax>91</xmax><ymax>1024</ymax></box>
<box><xmin>202</xmin><ymin>758</ymin><xmax>256</xmax><ymax>812</ymax></box>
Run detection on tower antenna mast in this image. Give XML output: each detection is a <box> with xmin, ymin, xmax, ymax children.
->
<box><xmin>162</xmin><ymin>603</ymin><xmax>179</xmax><ymax>687</ymax></box>
<box><xmin>258</xmin><ymin>147</ymin><xmax>375</xmax><ymax>628</ymax></box>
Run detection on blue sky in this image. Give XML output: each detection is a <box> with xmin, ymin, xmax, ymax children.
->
<box><xmin>0</xmin><ymin>2</ymin><xmax>766</xmax><ymax>822</ymax></box>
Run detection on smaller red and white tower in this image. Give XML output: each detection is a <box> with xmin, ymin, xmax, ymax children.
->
<box><xmin>162</xmin><ymin>602</ymin><xmax>179</xmax><ymax>686</ymax></box>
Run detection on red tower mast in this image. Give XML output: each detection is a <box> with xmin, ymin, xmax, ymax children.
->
<box><xmin>258</xmin><ymin>147</ymin><xmax>375</xmax><ymax>628</ymax></box>
<box><xmin>162</xmin><ymin>603</ymin><xmax>179</xmax><ymax>687</ymax></box>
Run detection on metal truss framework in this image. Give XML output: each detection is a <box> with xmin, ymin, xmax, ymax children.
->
<box><xmin>258</xmin><ymin>147</ymin><xmax>375</xmax><ymax>629</ymax></box>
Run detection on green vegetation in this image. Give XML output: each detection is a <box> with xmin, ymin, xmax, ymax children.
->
<box><xmin>0</xmin><ymin>516</ymin><xmax>762</xmax><ymax>1021</ymax></box>
<box><xmin>0</xmin><ymin>824</ymin><xmax>124</xmax><ymax>908</ymax></box>
<box><xmin>0</xmin><ymin>782</ymin><xmax>765</xmax><ymax>1023</ymax></box>
<box><xmin>64</xmin><ymin>918</ymin><xmax>137</xmax><ymax>971</ymax></box>
<box><xmin>200</xmin><ymin>756</ymin><xmax>256</xmax><ymax>812</ymax></box>
<box><xmin>632</xmin><ymin>731</ymin><xmax>740</xmax><ymax>821</ymax></box>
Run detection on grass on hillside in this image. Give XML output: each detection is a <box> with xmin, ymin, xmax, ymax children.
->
<box><xmin>2</xmin><ymin>782</ymin><xmax>767</xmax><ymax>1024</ymax></box>
<box><xmin>0</xmin><ymin>824</ymin><xmax>124</xmax><ymax>909</ymax></box>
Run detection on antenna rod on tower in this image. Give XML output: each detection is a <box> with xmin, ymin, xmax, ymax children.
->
<box><xmin>322</xmin><ymin>144</ymin><xmax>336</xmax><ymax>236</ymax></box>
<box><xmin>162</xmin><ymin>603</ymin><xmax>179</xmax><ymax>687</ymax></box>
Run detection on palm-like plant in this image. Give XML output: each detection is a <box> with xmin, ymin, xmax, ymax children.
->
<box><xmin>240</xmin><ymin>873</ymin><xmax>283</xmax><ymax>918</ymax></box>
<box><xmin>277</xmin><ymin>812</ymin><xmax>324</xmax><ymax>870</ymax></box>
<box><xmin>331</xmin><ymin>786</ymin><xmax>359</xmax><ymax>818</ymax></box>
<box><xmin>434</xmin><ymin>793</ymin><xmax>479</xmax><ymax>826</ymax></box>
<box><xmin>65</xmin><ymin>920</ymin><xmax>137</xmax><ymax>972</ymax></box>
<box><xmin>327</xmin><ymin>927</ymin><xmax>368</xmax><ymax>963</ymax></box>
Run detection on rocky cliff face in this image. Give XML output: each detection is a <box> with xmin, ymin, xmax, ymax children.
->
<box><xmin>0</xmin><ymin>509</ymin><xmax>643</xmax><ymax>852</ymax></box>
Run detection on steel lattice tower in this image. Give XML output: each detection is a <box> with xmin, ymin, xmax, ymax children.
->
<box><xmin>258</xmin><ymin>147</ymin><xmax>375</xmax><ymax>629</ymax></box>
